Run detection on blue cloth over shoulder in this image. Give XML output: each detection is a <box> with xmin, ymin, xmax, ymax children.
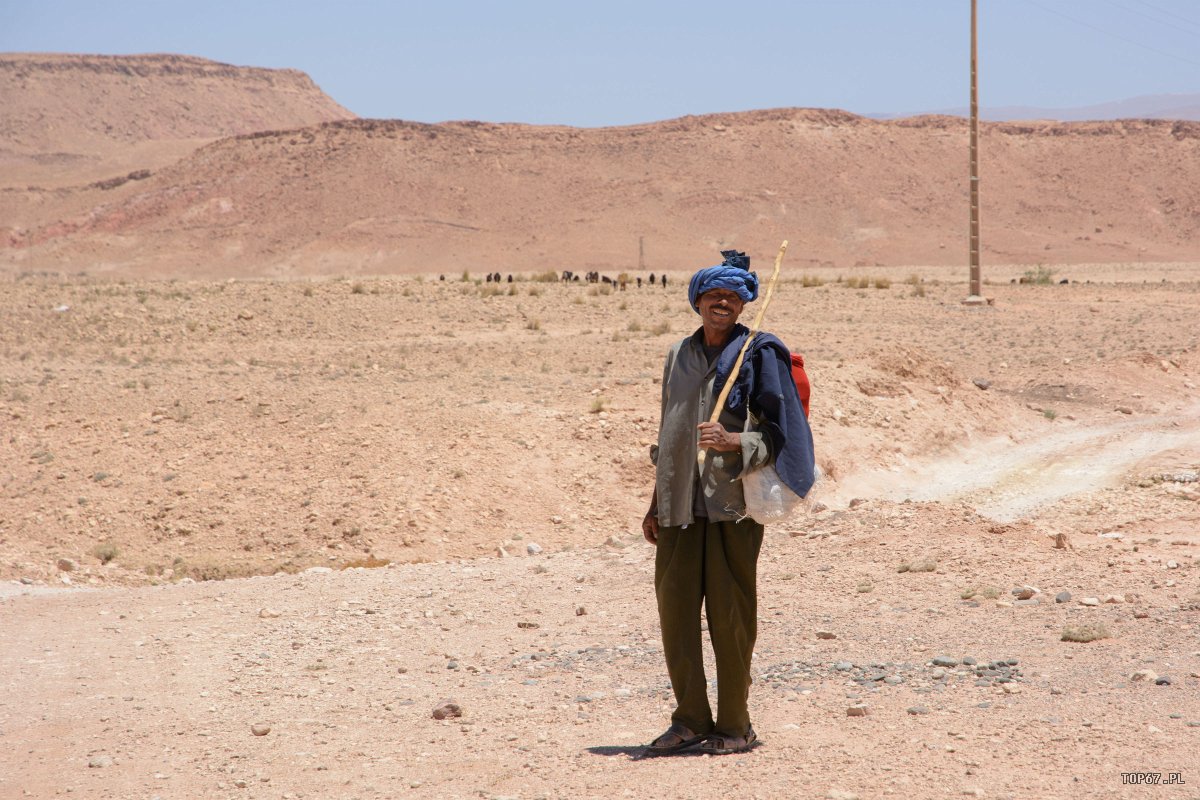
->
<box><xmin>688</xmin><ymin>250</ymin><xmax>759</xmax><ymax>312</ymax></box>
<box><xmin>713</xmin><ymin>324</ymin><xmax>816</xmax><ymax>499</ymax></box>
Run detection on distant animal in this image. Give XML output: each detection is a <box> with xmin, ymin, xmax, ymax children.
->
<box><xmin>637</xmin><ymin>277</ymin><xmax>642</xmax><ymax>288</ymax></box>
<box><xmin>661</xmin><ymin>275</ymin><xmax>668</xmax><ymax>289</ymax></box>
<box><xmin>561</xmin><ymin>270</ymin><xmax>574</xmax><ymax>282</ymax></box>
<box><xmin>1058</xmin><ymin>278</ymin><xmax>1069</xmax><ymax>285</ymax></box>
<box><xmin>617</xmin><ymin>272</ymin><xmax>630</xmax><ymax>291</ymax></box>
<box><xmin>601</xmin><ymin>275</ymin><xmax>614</xmax><ymax>285</ymax></box>
<box><xmin>649</xmin><ymin>273</ymin><xmax>656</xmax><ymax>285</ymax></box>
<box><xmin>493</xmin><ymin>272</ymin><xmax>502</xmax><ymax>283</ymax></box>
<box><xmin>506</xmin><ymin>274</ymin><xmax>513</xmax><ymax>283</ymax></box>
<box><xmin>485</xmin><ymin>273</ymin><xmax>493</xmax><ymax>283</ymax></box>
<box><xmin>439</xmin><ymin>274</ymin><xmax>445</xmax><ymax>281</ymax></box>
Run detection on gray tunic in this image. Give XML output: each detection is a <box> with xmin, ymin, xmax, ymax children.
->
<box><xmin>650</xmin><ymin>329</ymin><xmax>772</xmax><ymax>527</ymax></box>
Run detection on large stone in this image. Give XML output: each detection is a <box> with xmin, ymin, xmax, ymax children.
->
<box><xmin>432</xmin><ymin>702</ymin><xmax>462</xmax><ymax>720</ymax></box>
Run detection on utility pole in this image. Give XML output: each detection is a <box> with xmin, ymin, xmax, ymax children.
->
<box><xmin>638</xmin><ymin>235</ymin><xmax>645</xmax><ymax>271</ymax></box>
<box><xmin>964</xmin><ymin>0</ymin><xmax>986</xmax><ymax>305</ymax></box>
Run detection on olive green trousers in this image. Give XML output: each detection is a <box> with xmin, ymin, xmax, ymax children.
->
<box><xmin>654</xmin><ymin>517</ymin><xmax>764</xmax><ymax>737</ymax></box>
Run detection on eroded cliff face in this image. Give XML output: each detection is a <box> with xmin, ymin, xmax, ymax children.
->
<box><xmin>0</xmin><ymin>53</ymin><xmax>354</xmax><ymax>187</ymax></box>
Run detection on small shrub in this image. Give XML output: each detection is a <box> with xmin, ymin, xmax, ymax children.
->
<box><xmin>801</xmin><ymin>274</ymin><xmax>824</xmax><ymax>288</ymax></box>
<box><xmin>93</xmin><ymin>542</ymin><xmax>119</xmax><ymax>564</ymax></box>
<box><xmin>905</xmin><ymin>273</ymin><xmax>921</xmax><ymax>285</ymax></box>
<box><xmin>531</xmin><ymin>270</ymin><xmax>559</xmax><ymax>283</ymax></box>
<box><xmin>508</xmin><ymin>285</ymin><xmax>518</xmax><ymax>296</ymax></box>
<box><xmin>589</xmin><ymin>396</ymin><xmax>610</xmax><ymax>413</ymax></box>
<box><xmin>1022</xmin><ymin>264</ymin><xmax>1055</xmax><ymax>285</ymax></box>
<box><xmin>856</xmin><ymin>582</ymin><xmax>873</xmax><ymax>593</ymax></box>
<box><xmin>460</xmin><ymin>270</ymin><xmax>471</xmax><ymax>282</ymax></box>
<box><xmin>528</xmin><ymin>286</ymin><xmax>542</xmax><ymax>297</ymax></box>
<box><xmin>650</xmin><ymin>320</ymin><xmax>672</xmax><ymax>335</ymax></box>
<box><xmin>350</xmin><ymin>282</ymin><xmax>366</xmax><ymax>294</ymax></box>
<box><xmin>1043</xmin><ymin>408</ymin><xmax>1058</xmax><ymax>421</ymax></box>
<box><xmin>873</xmin><ymin>277</ymin><xmax>891</xmax><ymax>289</ymax></box>
<box><xmin>961</xmin><ymin>585</ymin><xmax>1000</xmax><ymax>600</ymax></box>
<box><xmin>526</xmin><ymin>318</ymin><xmax>541</xmax><ymax>331</ymax></box>
<box><xmin>626</xmin><ymin>320</ymin><xmax>642</xmax><ymax>332</ymax></box>
<box><xmin>911</xmin><ymin>284</ymin><xmax>926</xmax><ymax>297</ymax></box>
<box><xmin>1062</xmin><ymin>623</ymin><xmax>1110</xmax><ymax>643</ymax></box>
<box><xmin>897</xmin><ymin>559</ymin><xmax>937</xmax><ymax>573</ymax></box>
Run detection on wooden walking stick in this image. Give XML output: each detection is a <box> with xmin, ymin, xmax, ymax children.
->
<box><xmin>698</xmin><ymin>240</ymin><xmax>788</xmax><ymax>469</ymax></box>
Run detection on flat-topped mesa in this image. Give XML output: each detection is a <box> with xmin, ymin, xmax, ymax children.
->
<box><xmin>0</xmin><ymin>52</ymin><xmax>354</xmax><ymax>152</ymax></box>
<box><xmin>1</xmin><ymin>52</ymin><xmax>329</xmax><ymax>89</ymax></box>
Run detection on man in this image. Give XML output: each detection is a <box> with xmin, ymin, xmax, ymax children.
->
<box><xmin>642</xmin><ymin>250</ymin><xmax>814</xmax><ymax>756</ymax></box>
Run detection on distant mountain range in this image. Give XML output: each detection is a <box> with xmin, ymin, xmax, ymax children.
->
<box><xmin>870</xmin><ymin>93</ymin><xmax>1200</xmax><ymax>122</ymax></box>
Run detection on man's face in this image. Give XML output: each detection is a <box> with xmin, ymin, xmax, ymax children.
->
<box><xmin>697</xmin><ymin>288</ymin><xmax>745</xmax><ymax>334</ymax></box>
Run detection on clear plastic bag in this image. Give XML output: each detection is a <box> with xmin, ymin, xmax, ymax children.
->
<box><xmin>741</xmin><ymin>408</ymin><xmax>804</xmax><ymax>524</ymax></box>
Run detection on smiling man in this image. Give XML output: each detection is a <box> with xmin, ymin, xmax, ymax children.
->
<box><xmin>641</xmin><ymin>250</ymin><xmax>814</xmax><ymax>757</ymax></box>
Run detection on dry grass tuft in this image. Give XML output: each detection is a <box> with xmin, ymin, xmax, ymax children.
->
<box><xmin>341</xmin><ymin>555</ymin><xmax>391</xmax><ymax>570</ymax></box>
<box><xmin>1062</xmin><ymin>623</ymin><xmax>1110</xmax><ymax>643</ymax></box>
<box><xmin>897</xmin><ymin>559</ymin><xmax>937</xmax><ymax>573</ymax></box>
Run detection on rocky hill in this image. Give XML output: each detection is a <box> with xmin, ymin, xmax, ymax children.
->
<box><xmin>0</xmin><ymin>53</ymin><xmax>354</xmax><ymax>187</ymax></box>
<box><xmin>4</xmin><ymin>108</ymin><xmax>1198</xmax><ymax>276</ymax></box>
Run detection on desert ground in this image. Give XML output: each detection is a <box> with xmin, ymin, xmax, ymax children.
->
<box><xmin>2</xmin><ymin>261</ymin><xmax>1199</xmax><ymax>800</ymax></box>
<box><xmin>2</xmin><ymin>51</ymin><xmax>1199</xmax><ymax>800</ymax></box>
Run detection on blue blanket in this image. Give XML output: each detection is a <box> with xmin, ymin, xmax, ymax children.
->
<box><xmin>713</xmin><ymin>324</ymin><xmax>816</xmax><ymax>498</ymax></box>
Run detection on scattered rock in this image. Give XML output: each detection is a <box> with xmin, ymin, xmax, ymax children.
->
<box><xmin>1079</xmin><ymin>597</ymin><xmax>1100</xmax><ymax>607</ymax></box>
<box><xmin>1055</xmin><ymin>591</ymin><xmax>1071</xmax><ymax>603</ymax></box>
<box><xmin>848</xmin><ymin>497</ymin><xmax>868</xmax><ymax>509</ymax></box>
<box><xmin>526</xmin><ymin>542</ymin><xmax>543</xmax><ymax>555</ymax></box>
<box><xmin>971</xmin><ymin>378</ymin><xmax>991</xmax><ymax>390</ymax></box>
<box><xmin>1155</xmin><ymin>676</ymin><xmax>1172</xmax><ymax>686</ymax></box>
<box><xmin>56</xmin><ymin>558</ymin><xmax>77</xmax><ymax>572</ymax></box>
<box><xmin>575</xmin><ymin>606</ymin><xmax>587</xmax><ymax>616</ymax></box>
<box><xmin>815</xmin><ymin>630</ymin><xmax>837</xmax><ymax>640</ymax></box>
<box><xmin>258</xmin><ymin>608</ymin><xmax>281</xmax><ymax>619</ymax></box>
<box><xmin>517</xmin><ymin>621</ymin><xmax>539</xmax><ymax>629</ymax></box>
<box><xmin>932</xmin><ymin>656</ymin><xmax>959</xmax><ymax>668</ymax></box>
<box><xmin>432</xmin><ymin>702</ymin><xmax>462</xmax><ymax>720</ymax></box>
<box><xmin>907</xmin><ymin>705</ymin><xmax>930</xmax><ymax>715</ymax></box>
<box><xmin>1115</xmin><ymin>406</ymin><xmax>1133</xmax><ymax>415</ymax></box>
<box><xmin>846</xmin><ymin>704</ymin><xmax>870</xmax><ymax>717</ymax></box>
<box><xmin>1013</xmin><ymin>587</ymin><xmax>1035</xmax><ymax>600</ymax></box>
<box><xmin>250</xmin><ymin>723</ymin><xmax>271</xmax><ymax>736</ymax></box>
<box><xmin>88</xmin><ymin>755</ymin><xmax>114</xmax><ymax>768</ymax></box>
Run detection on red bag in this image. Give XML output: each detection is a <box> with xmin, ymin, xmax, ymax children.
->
<box><xmin>790</xmin><ymin>353</ymin><xmax>811</xmax><ymax>418</ymax></box>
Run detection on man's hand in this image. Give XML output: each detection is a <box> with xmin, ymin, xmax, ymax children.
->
<box><xmin>697</xmin><ymin>421</ymin><xmax>741</xmax><ymax>452</ymax></box>
<box><xmin>642</xmin><ymin>508</ymin><xmax>659</xmax><ymax>545</ymax></box>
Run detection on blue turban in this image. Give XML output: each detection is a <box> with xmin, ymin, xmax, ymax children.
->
<box><xmin>688</xmin><ymin>250</ymin><xmax>759</xmax><ymax>313</ymax></box>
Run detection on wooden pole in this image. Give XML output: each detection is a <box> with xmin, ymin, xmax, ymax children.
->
<box><xmin>966</xmin><ymin>0</ymin><xmax>983</xmax><ymax>302</ymax></box>
<box><xmin>697</xmin><ymin>240</ymin><xmax>788</xmax><ymax>469</ymax></box>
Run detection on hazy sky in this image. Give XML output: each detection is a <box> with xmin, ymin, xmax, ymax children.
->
<box><xmin>4</xmin><ymin>0</ymin><xmax>1199</xmax><ymax>126</ymax></box>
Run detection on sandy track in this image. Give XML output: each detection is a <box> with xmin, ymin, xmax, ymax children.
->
<box><xmin>837</xmin><ymin>402</ymin><xmax>1200</xmax><ymax>522</ymax></box>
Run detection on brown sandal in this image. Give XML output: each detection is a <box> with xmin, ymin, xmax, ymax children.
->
<box><xmin>642</xmin><ymin>722</ymin><xmax>706</xmax><ymax>756</ymax></box>
<box><xmin>697</xmin><ymin>725</ymin><xmax>758</xmax><ymax>755</ymax></box>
